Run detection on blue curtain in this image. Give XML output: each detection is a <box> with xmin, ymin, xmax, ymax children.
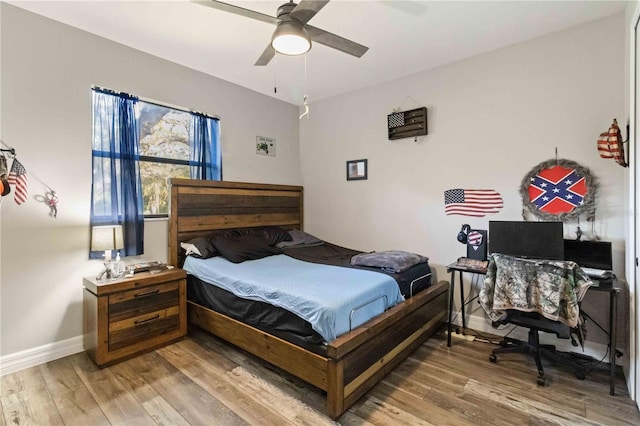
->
<box><xmin>90</xmin><ymin>89</ymin><xmax>144</xmax><ymax>258</ymax></box>
<box><xmin>189</xmin><ymin>112</ymin><xmax>221</xmax><ymax>180</ymax></box>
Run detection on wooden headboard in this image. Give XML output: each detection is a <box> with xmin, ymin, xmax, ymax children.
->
<box><xmin>168</xmin><ymin>179</ymin><xmax>304</xmax><ymax>267</ymax></box>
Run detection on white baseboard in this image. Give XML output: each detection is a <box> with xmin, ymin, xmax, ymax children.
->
<box><xmin>0</xmin><ymin>335</ymin><xmax>84</xmax><ymax>376</ymax></box>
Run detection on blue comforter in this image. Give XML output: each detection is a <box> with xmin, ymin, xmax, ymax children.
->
<box><xmin>183</xmin><ymin>254</ymin><xmax>404</xmax><ymax>342</ymax></box>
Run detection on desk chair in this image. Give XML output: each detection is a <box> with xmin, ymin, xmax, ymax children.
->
<box><xmin>489</xmin><ymin>311</ymin><xmax>586</xmax><ymax>386</ymax></box>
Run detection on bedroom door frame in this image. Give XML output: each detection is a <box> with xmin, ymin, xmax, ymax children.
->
<box><xmin>631</xmin><ymin>0</ymin><xmax>640</xmax><ymax>408</ymax></box>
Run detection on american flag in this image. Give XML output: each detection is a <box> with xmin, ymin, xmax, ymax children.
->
<box><xmin>528</xmin><ymin>165</ymin><xmax>587</xmax><ymax>215</ymax></box>
<box><xmin>8</xmin><ymin>159</ymin><xmax>27</xmax><ymax>205</ymax></box>
<box><xmin>388</xmin><ymin>112</ymin><xmax>405</xmax><ymax>128</ymax></box>
<box><xmin>444</xmin><ymin>189</ymin><xmax>503</xmax><ymax>217</ymax></box>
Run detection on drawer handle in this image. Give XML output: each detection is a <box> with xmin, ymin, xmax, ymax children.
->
<box><xmin>134</xmin><ymin>289</ymin><xmax>160</xmax><ymax>298</ymax></box>
<box><xmin>134</xmin><ymin>314</ymin><xmax>160</xmax><ymax>325</ymax></box>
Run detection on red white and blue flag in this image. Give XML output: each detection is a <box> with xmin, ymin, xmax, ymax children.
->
<box><xmin>444</xmin><ymin>189</ymin><xmax>503</xmax><ymax>217</ymax></box>
<box><xmin>467</xmin><ymin>230</ymin><xmax>483</xmax><ymax>246</ymax></box>
<box><xmin>528</xmin><ymin>165</ymin><xmax>587</xmax><ymax>215</ymax></box>
<box><xmin>8</xmin><ymin>159</ymin><xmax>28</xmax><ymax>205</ymax></box>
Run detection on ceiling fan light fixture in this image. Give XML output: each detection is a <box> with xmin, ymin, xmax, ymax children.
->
<box><xmin>271</xmin><ymin>20</ymin><xmax>311</xmax><ymax>56</ymax></box>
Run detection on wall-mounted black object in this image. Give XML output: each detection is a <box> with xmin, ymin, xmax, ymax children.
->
<box><xmin>387</xmin><ymin>107</ymin><xmax>428</xmax><ymax>140</ymax></box>
<box><xmin>466</xmin><ymin>229</ymin><xmax>487</xmax><ymax>261</ymax></box>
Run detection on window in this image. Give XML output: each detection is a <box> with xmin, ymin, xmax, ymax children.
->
<box><xmin>138</xmin><ymin>102</ymin><xmax>191</xmax><ymax>216</ymax></box>
<box><xmin>90</xmin><ymin>87</ymin><xmax>221</xmax><ymax>256</ymax></box>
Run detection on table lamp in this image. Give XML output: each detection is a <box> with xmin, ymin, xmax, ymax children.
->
<box><xmin>91</xmin><ymin>225</ymin><xmax>124</xmax><ymax>279</ymax></box>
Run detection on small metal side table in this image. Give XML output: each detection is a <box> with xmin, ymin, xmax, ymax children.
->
<box><xmin>583</xmin><ymin>281</ymin><xmax>621</xmax><ymax>396</ymax></box>
<box><xmin>446</xmin><ymin>262</ymin><xmax>487</xmax><ymax>347</ymax></box>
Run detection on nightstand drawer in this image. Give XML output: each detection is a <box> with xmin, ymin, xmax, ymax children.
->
<box><xmin>109</xmin><ymin>307</ymin><xmax>181</xmax><ymax>351</ymax></box>
<box><xmin>109</xmin><ymin>281</ymin><xmax>180</xmax><ymax>323</ymax></box>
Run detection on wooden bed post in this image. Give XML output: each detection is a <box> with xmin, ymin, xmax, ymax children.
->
<box><xmin>326</xmin><ymin>359</ymin><xmax>345</xmax><ymax>419</ymax></box>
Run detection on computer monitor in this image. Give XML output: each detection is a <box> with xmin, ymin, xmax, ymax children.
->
<box><xmin>488</xmin><ymin>221</ymin><xmax>564</xmax><ymax>260</ymax></box>
<box><xmin>563</xmin><ymin>239</ymin><xmax>613</xmax><ymax>271</ymax></box>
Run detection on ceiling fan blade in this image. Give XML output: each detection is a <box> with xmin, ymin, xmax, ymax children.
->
<box><xmin>305</xmin><ymin>25</ymin><xmax>369</xmax><ymax>58</ymax></box>
<box><xmin>192</xmin><ymin>0</ymin><xmax>280</xmax><ymax>25</ymax></box>
<box><xmin>255</xmin><ymin>45</ymin><xmax>276</xmax><ymax>66</ymax></box>
<box><xmin>289</xmin><ymin>0</ymin><xmax>330</xmax><ymax>24</ymax></box>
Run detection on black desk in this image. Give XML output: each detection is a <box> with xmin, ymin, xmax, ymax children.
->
<box><xmin>446</xmin><ymin>262</ymin><xmax>621</xmax><ymax>395</ymax></box>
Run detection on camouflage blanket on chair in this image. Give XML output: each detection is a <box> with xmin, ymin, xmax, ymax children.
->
<box><xmin>479</xmin><ymin>253</ymin><xmax>593</xmax><ymax>328</ymax></box>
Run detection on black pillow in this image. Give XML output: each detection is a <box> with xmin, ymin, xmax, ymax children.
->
<box><xmin>236</xmin><ymin>226</ymin><xmax>292</xmax><ymax>246</ymax></box>
<box><xmin>211</xmin><ymin>235</ymin><xmax>283</xmax><ymax>263</ymax></box>
<box><xmin>180</xmin><ymin>237</ymin><xmax>217</xmax><ymax>259</ymax></box>
<box><xmin>210</xmin><ymin>228</ymin><xmax>242</xmax><ymax>241</ymax></box>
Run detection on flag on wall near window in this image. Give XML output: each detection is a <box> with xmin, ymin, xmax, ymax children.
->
<box><xmin>8</xmin><ymin>159</ymin><xmax>28</xmax><ymax>205</ymax></box>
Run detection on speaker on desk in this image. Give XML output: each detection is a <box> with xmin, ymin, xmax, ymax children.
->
<box><xmin>466</xmin><ymin>229</ymin><xmax>487</xmax><ymax>261</ymax></box>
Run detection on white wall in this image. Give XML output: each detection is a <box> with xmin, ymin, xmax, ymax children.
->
<box><xmin>0</xmin><ymin>4</ymin><xmax>301</xmax><ymax>360</ymax></box>
<box><xmin>300</xmin><ymin>14</ymin><xmax>628</xmax><ymax>356</ymax></box>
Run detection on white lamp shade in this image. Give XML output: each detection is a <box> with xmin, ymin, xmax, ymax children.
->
<box><xmin>91</xmin><ymin>225</ymin><xmax>124</xmax><ymax>252</ymax></box>
<box><xmin>271</xmin><ymin>21</ymin><xmax>311</xmax><ymax>55</ymax></box>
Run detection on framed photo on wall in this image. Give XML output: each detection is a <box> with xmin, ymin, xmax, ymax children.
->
<box><xmin>346</xmin><ymin>159</ymin><xmax>367</xmax><ymax>181</ymax></box>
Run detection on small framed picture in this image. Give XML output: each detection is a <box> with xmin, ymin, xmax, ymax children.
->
<box><xmin>256</xmin><ymin>135</ymin><xmax>276</xmax><ymax>156</ymax></box>
<box><xmin>346</xmin><ymin>159</ymin><xmax>368</xmax><ymax>181</ymax></box>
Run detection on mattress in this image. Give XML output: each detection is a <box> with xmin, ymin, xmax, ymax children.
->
<box><xmin>185</xmin><ymin>242</ymin><xmax>432</xmax><ymax>351</ymax></box>
<box><xmin>187</xmin><ymin>274</ymin><xmax>328</xmax><ymax>355</ymax></box>
<box><xmin>183</xmin><ymin>254</ymin><xmax>404</xmax><ymax>342</ymax></box>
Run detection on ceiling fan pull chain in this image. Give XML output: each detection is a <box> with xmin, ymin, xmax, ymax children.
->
<box><xmin>300</xmin><ymin>96</ymin><xmax>309</xmax><ymax>120</ymax></box>
<box><xmin>274</xmin><ymin>55</ymin><xmax>278</xmax><ymax>94</ymax></box>
<box><xmin>300</xmin><ymin>54</ymin><xmax>309</xmax><ymax>119</ymax></box>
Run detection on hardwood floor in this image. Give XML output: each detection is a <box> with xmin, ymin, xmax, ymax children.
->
<box><xmin>2</xmin><ymin>327</ymin><xmax>639</xmax><ymax>425</ymax></box>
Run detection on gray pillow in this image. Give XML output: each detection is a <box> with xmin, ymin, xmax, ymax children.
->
<box><xmin>351</xmin><ymin>251</ymin><xmax>428</xmax><ymax>273</ymax></box>
<box><xmin>277</xmin><ymin>230</ymin><xmax>324</xmax><ymax>248</ymax></box>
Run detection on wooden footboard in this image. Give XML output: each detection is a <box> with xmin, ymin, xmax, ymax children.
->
<box><xmin>326</xmin><ymin>280</ymin><xmax>448</xmax><ymax>417</ymax></box>
<box><xmin>188</xmin><ymin>280</ymin><xmax>448</xmax><ymax>419</ymax></box>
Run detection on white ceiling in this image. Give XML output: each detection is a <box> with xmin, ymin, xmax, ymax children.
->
<box><xmin>8</xmin><ymin>0</ymin><xmax>629</xmax><ymax>106</ymax></box>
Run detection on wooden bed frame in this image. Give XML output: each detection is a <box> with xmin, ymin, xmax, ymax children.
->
<box><xmin>168</xmin><ymin>179</ymin><xmax>449</xmax><ymax>419</ymax></box>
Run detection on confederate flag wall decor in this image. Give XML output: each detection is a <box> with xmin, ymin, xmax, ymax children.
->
<box><xmin>520</xmin><ymin>158</ymin><xmax>597</xmax><ymax>221</ymax></box>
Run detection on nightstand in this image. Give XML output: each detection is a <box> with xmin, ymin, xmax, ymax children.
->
<box><xmin>83</xmin><ymin>268</ymin><xmax>187</xmax><ymax>367</ymax></box>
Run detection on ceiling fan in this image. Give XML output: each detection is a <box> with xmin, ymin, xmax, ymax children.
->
<box><xmin>194</xmin><ymin>0</ymin><xmax>369</xmax><ymax>66</ymax></box>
